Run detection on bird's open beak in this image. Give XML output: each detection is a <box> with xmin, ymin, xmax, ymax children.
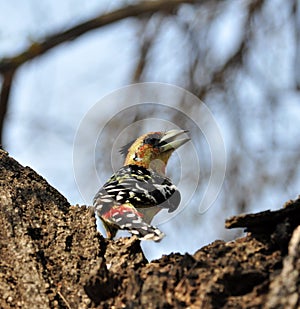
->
<box><xmin>159</xmin><ymin>129</ymin><xmax>190</xmax><ymax>152</ymax></box>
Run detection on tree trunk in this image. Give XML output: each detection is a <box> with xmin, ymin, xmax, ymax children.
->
<box><xmin>0</xmin><ymin>148</ymin><xmax>299</xmax><ymax>308</ymax></box>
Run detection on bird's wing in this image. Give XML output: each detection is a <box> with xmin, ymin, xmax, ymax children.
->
<box><xmin>93</xmin><ymin>165</ymin><xmax>181</xmax><ymax>215</ymax></box>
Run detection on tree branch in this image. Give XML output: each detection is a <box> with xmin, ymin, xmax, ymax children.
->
<box><xmin>0</xmin><ymin>0</ymin><xmax>195</xmax><ymax>146</ymax></box>
<box><xmin>132</xmin><ymin>16</ymin><xmax>164</xmax><ymax>82</ymax></box>
<box><xmin>0</xmin><ymin>69</ymin><xmax>15</xmax><ymax>145</ymax></box>
<box><xmin>0</xmin><ymin>0</ymin><xmax>194</xmax><ymax>74</ymax></box>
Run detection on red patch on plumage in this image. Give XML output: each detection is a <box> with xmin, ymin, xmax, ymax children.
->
<box><xmin>102</xmin><ymin>204</ymin><xmax>144</xmax><ymax>220</ymax></box>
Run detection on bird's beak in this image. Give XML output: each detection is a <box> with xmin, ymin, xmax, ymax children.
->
<box><xmin>159</xmin><ymin>129</ymin><xmax>190</xmax><ymax>152</ymax></box>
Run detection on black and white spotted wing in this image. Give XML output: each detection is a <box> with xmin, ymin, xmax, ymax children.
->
<box><xmin>93</xmin><ymin>164</ymin><xmax>181</xmax><ymax>215</ymax></box>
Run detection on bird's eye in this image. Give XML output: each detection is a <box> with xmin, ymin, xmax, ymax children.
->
<box><xmin>144</xmin><ymin>133</ymin><xmax>164</xmax><ymax>147</ymax></box>
<box><xmin>144</xmin><ymin>137</ymin><xmax>159</xmax><ymax>145</ymax></box>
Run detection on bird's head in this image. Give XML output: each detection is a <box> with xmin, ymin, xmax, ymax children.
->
<box><xmin>121</xmin><ymin>129</ymin><xmax>190</xmax><ymax>174</ymax></box>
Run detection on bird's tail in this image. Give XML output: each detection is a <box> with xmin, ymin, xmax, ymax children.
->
<box><xmin>130</xmin><ymin>222</ymin><xmax>165</xmax><ymax>242</ymax></box>
<box><xmin>102</xmin><ymin>203</ymin><xmax>165</xmax><ymax>242</ymax></box>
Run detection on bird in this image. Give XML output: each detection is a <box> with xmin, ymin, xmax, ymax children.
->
<box><xmin>93</xmin><ymin>129</ymin><xmax>190</xmax><ymax>242</ymax></box>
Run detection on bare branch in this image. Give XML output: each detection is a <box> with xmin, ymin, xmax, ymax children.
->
<box><xmin>0</xmin><ymin>69</ymin><xmax>15</xmax><ymax>145</ymax></box>
<box><xmin>0</xmin><ymin>0</ymin><xmax>195</xmax><ymax>145</ymax></box>
<box><xmin>132</xmin><ymin>16</ymin><xmax>164</xmax><ymax>82</ymax></box>
<box><xmin>0</xmin><ymin>0</ymin><xmax>195</xmax><ymax>74</ymax></box>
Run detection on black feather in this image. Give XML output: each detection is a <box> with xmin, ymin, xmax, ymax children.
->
<box><xmin>93</xmin><ymin>165</ymin><xmax>181</xmax><ymax>216</ymax></box>
<box><xmin>119</xmin><ymin>139</ymin><xmax>136</xmax><ymax>158</ymax></box>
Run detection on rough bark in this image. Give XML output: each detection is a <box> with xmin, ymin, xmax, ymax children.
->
<box><xmin>0</xmin><ymin>148</ymin><xmax>299</xmax><ymax>308</ymax></box>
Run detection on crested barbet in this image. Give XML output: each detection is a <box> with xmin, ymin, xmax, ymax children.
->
<box><xmin>93</xmin><ymin>129</ymin><xmax>190</xmax><ymax>241</ymax></box>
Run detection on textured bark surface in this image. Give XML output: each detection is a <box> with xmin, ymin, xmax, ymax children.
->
<box><xmin>0</xmin><ymin>148</ymin><xmax>299</xmax><ymax>308</ymax></box>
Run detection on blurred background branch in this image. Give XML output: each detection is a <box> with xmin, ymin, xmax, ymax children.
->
<box><xmin>0</xmin><ymin>0</ymin><xmax>194</xmax><ymax>145</ymax></box>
